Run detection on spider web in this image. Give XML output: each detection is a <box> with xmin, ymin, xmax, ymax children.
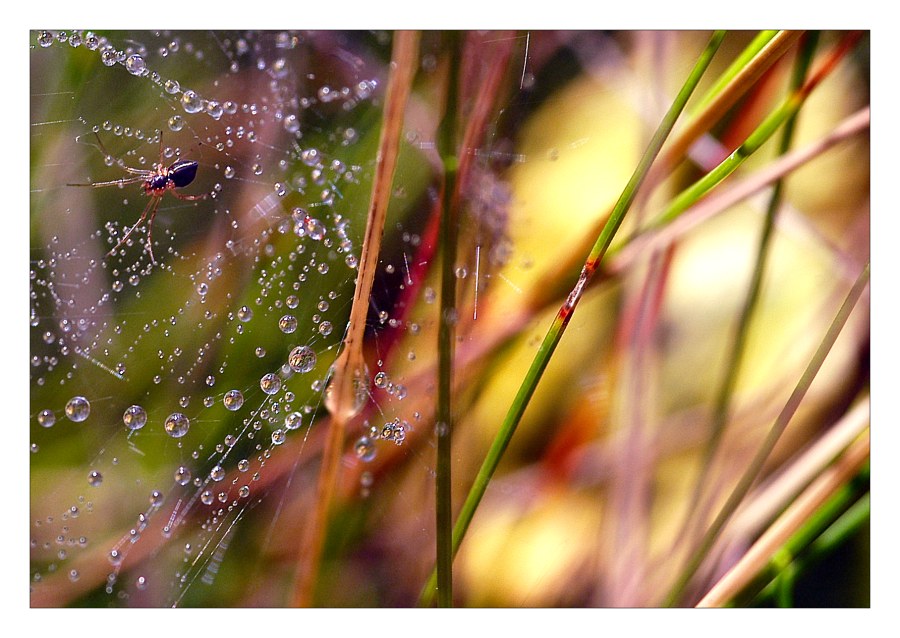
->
<box><xmin>29</xmin><ymin>29</ymin><xmax>446</xmax><ymax>607</ymax></box>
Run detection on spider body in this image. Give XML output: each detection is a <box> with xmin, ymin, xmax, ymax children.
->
<box><xmin>69</xmin><ymin>132</ymin><xmax>206</xmax><ymax>264</ymax></box>
<box><xmin>144</xmin><ymin>158</ymin><xmax>199</xmax><ymax>194</ymax></box>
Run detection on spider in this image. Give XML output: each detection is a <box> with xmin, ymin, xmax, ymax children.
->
<box><xmin>69</xmin><ymin>131</ymin><xmax>207</xmax><ymax>264</ymax></box>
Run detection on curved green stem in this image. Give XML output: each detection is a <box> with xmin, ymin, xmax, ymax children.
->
<box><xmin>418</xmin><ymin>29</ymin><xmax>727</xmax><ymax>607</ymax></box>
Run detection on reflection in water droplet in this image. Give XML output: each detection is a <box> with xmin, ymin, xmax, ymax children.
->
<box><xmin>37</xmin><ymin>409</ymin><xmax>56</xmax><ymax>428</ymax></box>
<box><xmin>174</xmin><ymin>466</ymin><xmax>192</xmax><ymax>486</ymax></box>
<box><xmin>123</xmin><ymin>405</ymin><xmax>148</xmax><ymax>430</ymax></box>
<box><xmin>288</xmin><ymin>345</ymin><xmax>317</xmax><ymax>373</ymax></box>
<box><xmin>260</xmin><ymin>372</ymin><xmax>281</xmax><ymax>395</ymax></box>
<box><xmin>65</xmin><ymin>396</ymin><xmax>90</xmax><ymax>422</ymax></box>
<box><xmin>223</xmin><ymin>389</ymin><xmax>244</xmax><ymax>411</ymax></box>
<box><xmin>284</xmin><ymin>411</ymin><xmax>303</xmax><ymax>430</ymax></box>
<box><xmin>164</xmin><ymin>412</ymin><xmax>190</xmax><ymax>438</ymax></box>
<box><xmin>279</xmin><ymin>314</ymin><xmax>298</xmax><ymax>334</ymax></box>
<box><xmin>125</xmin><ymin>54</ymin><xmax>146</xmax><ymax>76</ymax></box>
<box><xmin>354</xmin><ymin>436</ymin><xmax>376</xmax><ymax>462</ymax></box>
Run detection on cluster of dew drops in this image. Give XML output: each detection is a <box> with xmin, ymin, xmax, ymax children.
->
<box><xmin>31</xmin><ymin>30</ymin><xmax>427</xmax><ymax>599</ymax></box>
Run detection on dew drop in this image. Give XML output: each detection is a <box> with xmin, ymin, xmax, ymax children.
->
<box><xmin>181</xmin><ymin>90</ymin><xmax>202</xmax><ymax>114</ymax></box>
<box><xmin>238</xmin><ymin>485</ymin><xmax>250</xmax><ymax>498</ymax></box>
<box><xmin>284</xmin><ymin>411</ymin><xmax>303</xmax><ymax>430</ymax></box>
<box><xmin>164</xmin><ymin>79</ymin><xmax>180</xmax><ymax>94</ymax></box>
<box><xmin>149</xmin><ymin>490</ymin><xmax>164</xmax><ymax>507</ymax></box>
<box><xmin>174</xmin><ymin>465</ymin><xmax>192</xmax><ymax>486</ymax></box>
<box><xmin>163</xmin><ymin>412</ymin><xmax>190</xmax><ymax>438</ymax></box>
<box><xmin>209</xmin><ymin>465</ymin><xmax>225</xmax><ymax>482</ymax></box>
<box><xmin>237</xmin><ymin>306</ymin><xmax>253</xmax><ymax>322</ymax></box>
<box><xmin>37</xmin><ymin>409</ymin><xmax>56</xmax><ymax>428</ymax></box>
<box><xmin>374</xmin><ymin>371</ymin><xmax>389</xmax><ymax>389</ymax></box>
<box><xmin>64</xmin><ymin>396</ymin><xmax>90</xmax><ymax>422</ymax></box>
<box><xmin>123</xmin><ymin>405</ymin><xmax>148</xmax><ymax>430</ymax></box>
<box><xmin>354</xmin><ymin>435</ymin><xmax>376</xmax><ymax>462</ymax></box>
<box><xmin>271</xmin><ymin>429</ymin><xmax>286</xmax><ymax>445</ymax></box>
<box><xmin>125</xmin><ymin>54</ymin><xmax>146</xmax><ymax>76</ymax></box>
<box><xmin>38</xmin><ymin>31</ymin><xmax>54</xmax><ymax>48</ymax></box>
<box><xmin>168</xmin><ymin>115</ymin><xmax>185</xmax><ymax>132</ymax></box>
<box><xmin>318</xmin><ymin>321</ymin><xmax>333</xmax><ymax>337</ymax></box>
<box><xmin>279</xmin><ymin>314</ymin><xmax>298</xmax><ymax>334</ymax></box>
<box><xmin>87</xmin><ymin>471</ymin><xmax>103</xmax><ymax>487</ymax></box>
<box><xmin>260</xmin><ymin>373</ymin><xmax>281</xmax><ymax>395</ymax></box>
<box><xmin>288</xmin><ymin>345</ymin><xmax>317</xmax><ymax>373</ymax></box>
<box><xmin>223</xmin><ymin>389</ymin><xmax>244</xmax><ymax>411</ymax></box>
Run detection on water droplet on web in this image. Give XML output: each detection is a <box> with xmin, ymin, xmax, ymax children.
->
<box><xmin>163</xmin><ymin>412</ymin><xmax>190</xmax><ymax>438</ymax></box>
<box><xmin>278</xmin><ymin>314</ymin><xmax>298</xmax><ymax>334</ymax></box>
<box><xmin>260</xmin><ymin>373</ymin><xmax>281</xmax><ymax>395</ymax></box>
<box><xmin>125</xmin><ymin>54</ymin><xmax>146</xmax><ymax>76</ymax></box>
<box><xmin>237</xmin><ymin>306</ymin><xmax>253</xmax><ymax>322</ymax></box>
<box><xmin>164</xmin><ymin>79</ymin><xmax>180</xmax><ymax>94</ymax></box>
<box><xmin>224</xmin><ymin>166</ymin><xmax>235</xmax><ymax>179</ymax></box>
<box><xmin>354</xmin><ymin>436</ymin><xmax>376</xmax><ymax>462</ymax></box>
<box><xmin>87</xmin><ymin>470</ymin><xmax>103</xmax><ymax>487</ymax></box>
<box><xmin>209</xmin><ymin>465</ymin><xmax>225</xmax><ymax>481</ymax></box>
<box><xmin>38</xmin><ymin>31</ymin><xmax>54</xmax><ymax>48</ymax></box>
<box><xmin>374</xmin><ymin>371</ymin><xmax>389</xmax><ymax>389</ymax></box>
<box><xmin>284</xmin><ymin>114</ymin><xmax>300</xmax><ymax>134</ymax></box>
<box><xmin>64</xmin><ymin>396</ymin><xmax>91</xmax><ymax>422</ymax></box>
<box><xmin>223</xmin><ymin>389</ymin><xmax>244</xmax><ymax>411</ymax></box>
<box><xmin>288</xmin><ymin>345</ymin><xmax>317</xmax><ymax>373</ymax></box>
<box><xmin>181</xmin><ymin>90</ymin><xmax>202</xmax><ymax>114</ymax></box>
<box><xmin>149</xmin><ymin>490</ymin><xmax>164</xmax><ymax>507</ymax></box>
<box><xmin>123</xmin><ymin>405</ymin><xmax>148</xmax><ymax>430</ymax></box>
<box><xmin>174</xmin><ymin>465</ymin><xmax>191</xmax><ymax>485</ymax></box>
<box><xmin>318</xmin><ymin>321</ymin><xmax>333</xmax><ymax>336</ymax></box>
<box><xmin>200</xmin><ymin>490</ymin><xmax>213</xmax><ymax>505</ymax></box>
<box><xmin>101</xmin><ymin>48</ymin><xmax>118</xmax><ymax>67</ymax></box>
<box><xmin>271</xmin><ymin>429</ymin><xmax>286</xmax><ymax>445</ymax></box>
<box><xmin>37</xmin><ymin>409</ymin><xmax>56</xmax><ymax>428</ymax></box>
<box><xmin>284</xmin><ymin>411</ymin><xmax>303</xmax><ymax>430</ymax></box>
<box><xmin>238</xmin><ymin>485</ymin><xmax>250</xmax><ymax>498</ymax></box>
<box><xmin>168</xmin><ymin>115</ymin><xmax>185</xmax><ymax>132</ymax></box>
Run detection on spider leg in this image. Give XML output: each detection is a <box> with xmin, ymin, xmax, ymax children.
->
<box><xmin>144</xmin><ymin>196</ymin><xmax>162</xmax><ymax>264</ymax></box>
<box><xmin>68</xmin><ymin>175</ymin><xmax>149</xmax><ymax>189</ymax></box>
<box><xmin>88</xmin><ymin>131</ymin><xmax>156</xmax><ymax>176</ymax></box>
<box><xmin>106</xmin><ymin>195</ymin><xmax>158</xmax><ymax>261</ymax></box>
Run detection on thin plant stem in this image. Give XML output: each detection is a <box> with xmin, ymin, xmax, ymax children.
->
<box><xmin>418</xmin><ymin>29</ymin><xmax>727</xmax><ymax>607</ymax></box>
<box><xmin>290</xmin><ymin>30</ymin><xmax>420</xmax><ymax>607</ymax></box>
<box><xmin>678</xmin><ymin>30</ymin><xmax>820</xmax><ymax>558</ymax></box>
<box><xmin>435</xmin><ymin>32</ymin><xmax>462</xmax><ymax>608</ymax></box>
<box><xmin>663</xmin><ymin>260</ymin><xmax>870</xmax><ymax>607</ymax></box>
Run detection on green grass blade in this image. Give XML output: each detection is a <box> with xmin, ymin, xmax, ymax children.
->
<box><xmin>418</xmin><ymin>29</ymin><xmax>727</xmax><ymax>607</ymax></box>
<box><xmin>435</xmin><ymin>32</ymin><xmax>462</xmax><ymax>608</ymax></box>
